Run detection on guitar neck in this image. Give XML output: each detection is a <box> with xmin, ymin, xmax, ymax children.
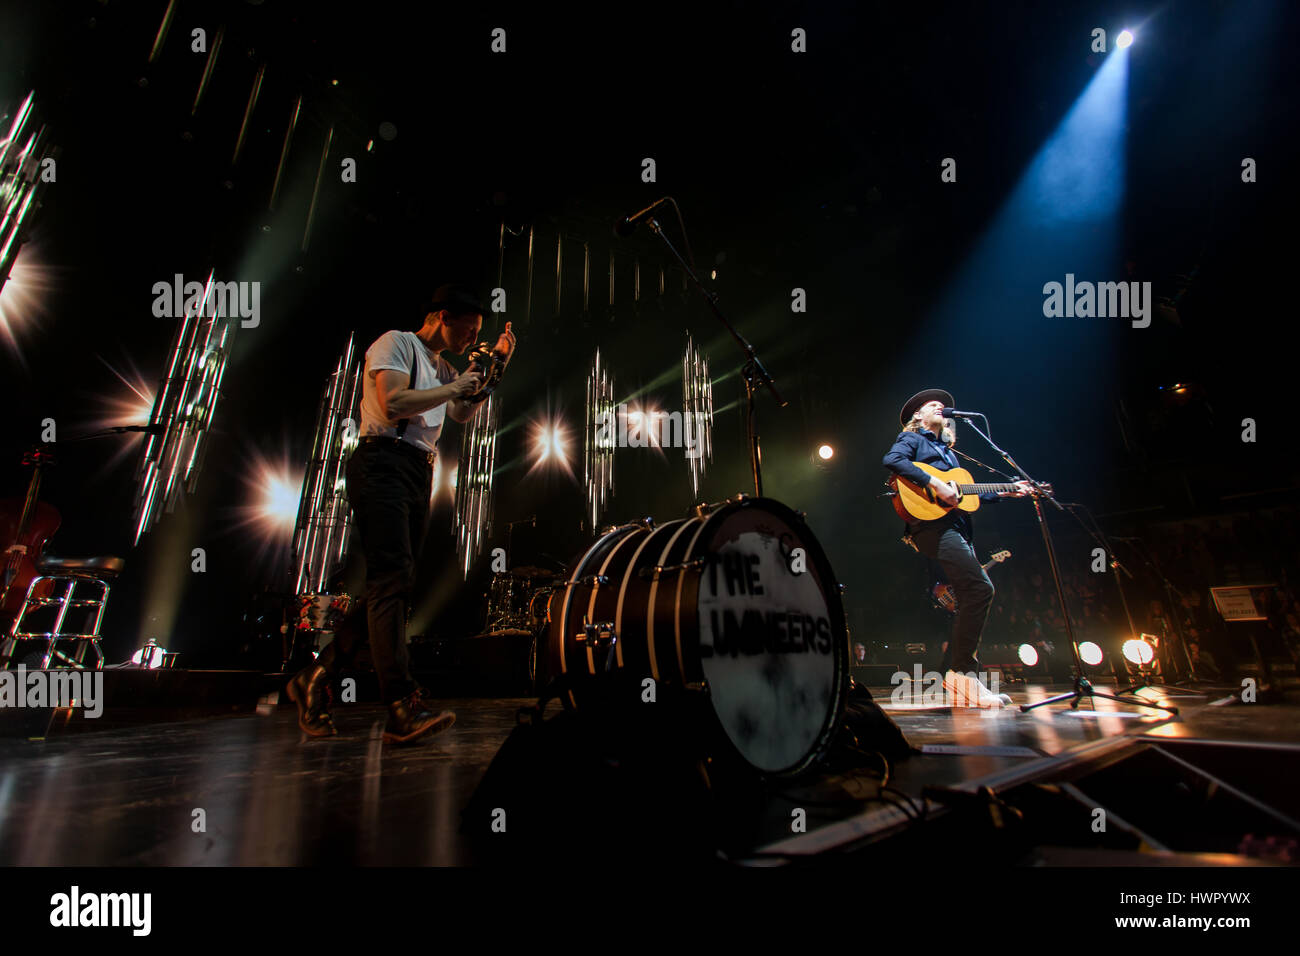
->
<box><xmin>957</xmin><ymin>483</ymin><xmax>1018</xmax><ymax>496</ymax></box>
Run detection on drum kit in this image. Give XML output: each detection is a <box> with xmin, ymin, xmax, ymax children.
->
<box><xmin>491</xmin><ymin>494</ymin><xmax>849</xmax><ymax>778</ymax></box>
<box><xmin>475</xmin><ymin>202</ymin><xmax>848</xmax><ymax>778</ymax></box>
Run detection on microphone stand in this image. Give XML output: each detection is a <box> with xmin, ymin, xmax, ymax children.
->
<box><xmin>958</xmin><ymin>418</ymin><xmax>1176</xmax><ymax>715</ymax></box>
<box><xmin>1056</xmin><ymin>503</ymin><xmax>1141</xmax><ymax>688</ymax></box>
<box><xmin>642</xmin><ymin>216</ymin><xmax>786</xmax><ymax>496</ymax></box>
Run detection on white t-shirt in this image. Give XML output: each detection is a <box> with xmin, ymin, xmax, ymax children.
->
<box><xmin>359</xmin><ymin>330</ymin><xmax>457</xmax><ymax>453</ymax></box>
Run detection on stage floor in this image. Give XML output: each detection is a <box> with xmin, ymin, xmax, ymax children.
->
<box><xmin>1</xmin><ymin>682</ymin><xmax>1296</xmax><ymax>866</ymax></box>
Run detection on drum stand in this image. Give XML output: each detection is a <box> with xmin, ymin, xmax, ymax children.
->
<box><xmin>959</xmin><ymin>419</ymin><xmax>1176</xmax><ymax>716</ymax></box>
<box><xmin>643</xmin><ymin>213</ymin><xmax>786</xmax><ymax>496</ymax></box>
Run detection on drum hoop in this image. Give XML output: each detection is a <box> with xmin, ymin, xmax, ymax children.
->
<box><xmin>672</xmin><ymin>514</ymin><xmax>716</xmax><ymax>684</ymax></box>
<box><xmin>643</xmin><ymin>518</ymin><xmax>698</xmax><ymax>683</ymax></box>
<box><xmin>558</xmin><ymin>524</ymin><xmax>639</xmax><ymax>697</ymax></box>
<box><xmin>613</xmin><ymin>519</ymin><xmax>685</xmax><ymax>676</ymax></box>
<box><xmin>585</xmin><ymin>527</ymin><xmax>649</xmax><ymax>673</ymax></box>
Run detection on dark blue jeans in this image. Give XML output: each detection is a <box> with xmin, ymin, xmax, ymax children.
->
<box><xmin>911</xmin><ymin>523</ymin><xmax>994</xmax><ymax>674</ymax></box>
<box><xmin>318</xmin><ymin>439</ymin><xmax>432</xmax><ymax>703</ymax></box>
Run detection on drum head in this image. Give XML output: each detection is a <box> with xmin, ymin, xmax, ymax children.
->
<box><xmin>695</xmin><ymin>501</ymin><xmax>844</xmax><ymax>774</ymax></box>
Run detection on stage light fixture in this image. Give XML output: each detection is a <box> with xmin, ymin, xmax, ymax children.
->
<box><xmin>1078</xmin><ymin>641</ymin><xmax>1104</xmax><ymax>666</ymax></box>
<box><xmin>1122</xmin><ymin>636</ymin><xmax>1156</xmax><ymax>665</ymax></box>
<box><xmin>454</xmin><ymin>394</ymin><xmax>500</xmax><ymax>577</ymax></box>
<box><xmin>132</xmin><ymin>642</ymin><xmax>166</xmax><ymax>668</ymax></box>
<box><xmin>1116</xmin><ymin>30</ymin><xmax>1134</xmax><ymax>49</ymax></box>
<box><xmin>1017</xmin><ymin>643</ymin><xmax>1039</xmax><ymax>667</ymax></box>
<box><xmin>291</xmin><ymin>334</ymin><xmax>363</xmax><ymax>595</ymax></box>
<box><xmin>584</xmin><ymin>349</ymin><xmax>616</xmax><ymax>527</ymax></box>
<box><xmin>683</xmin><ymin>334</ymin><xmax>713</xmax><ymax>497</ymax></box>
<box><xmin>133</xmin><ymin>271</ymin><xmax>239</xmax><ymax>543</ymax></box>
<box><xmin>817</xmin><ymin>444</ymin><xmax>834</xmax><ymax>461</ymax></box>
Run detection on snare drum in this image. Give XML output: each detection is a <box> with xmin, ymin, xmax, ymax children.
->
<box><xmin>547</xmin><ymin>496</ymin><xmax>847</xmax><ymax>776</ymax></box>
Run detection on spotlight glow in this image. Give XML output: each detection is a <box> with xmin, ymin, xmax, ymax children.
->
<box><xmin>1078</xmin><ymin>641</ymin><xmax>1104</xmax><ymax>666</ymax></box>
<box><xmin>88</xmin><ymin>353</ymin><xmax>157</xmax><ymax>474</ymax></box>
<box><xmin>0</xmin><ymin>246</ymin><xmax>55</xmax><ymax>363</ymax></box>
<box><xmin>528</xmin><ymin>412</ymin><xmax>574</xmax><ymax>477</ymax></box>
<box><xmin>620</xmin><ymin>402</ymin><xmax>672</xmax><ymax>459</ymax></box>
<box><xmin>261</xmin><ymin>471</ymin><xmax>301</xmax><ymax>528</ymax></box>
<box><xmin>817</xmin><ymin>444</ymin><xmax>834</xmax><ymax>461</ymax></box>
<box><xmin>132</xmin><ymin>643</ymin><xmax>166</xmax><ymax>668</ymax></box>
<box><xmin>233</xmin><ymin>448</ymin><xmax>304</xmax><ymax>567</ymax></box>
<box><xmin>1122</xmin><ymin>637</ymin><xmax>1156</xmax><ymax>665</ymax></box>
<box><xmin>1116</xmin><ymin>29</ymin><xmax>1134</xmax><ymax>49</ymax></box>
<box><xmin>1017</xmin><ymin>643</ymin><xmax>1039</xmax><ymax>667</ymax></box>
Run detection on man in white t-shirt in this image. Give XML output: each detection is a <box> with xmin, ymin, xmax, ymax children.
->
<box><xmin>287</xmin><ymin>284</ymin><xmax>515</xmax><ymax>743</ymax></box>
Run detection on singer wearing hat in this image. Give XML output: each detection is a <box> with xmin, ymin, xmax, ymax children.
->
<box><xmin>884</xmin><ymin>389</ymin><xmax>1032</xmax><ymax>708</ymax></box>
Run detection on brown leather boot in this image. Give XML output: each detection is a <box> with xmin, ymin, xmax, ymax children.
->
<box><xmin>382</xmin><ymin>692</ymin><xmax>454</xmax><ymax>744</ymax></box>
<box><xmin>286</xmin><ymin>662</ymin><xmax>337</xmax><ymax>737</ymax></box>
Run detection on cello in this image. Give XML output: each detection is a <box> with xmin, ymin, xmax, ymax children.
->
<box><xmin>1</xmin><ymin>446</ymin><xmax>61</xmax><ymax>631</ymax></box>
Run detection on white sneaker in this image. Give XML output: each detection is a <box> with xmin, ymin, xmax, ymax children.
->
<box><xmin>943</xmin><ymin>670</ymin><xmax>1009</xmax><ymax>709</ymax></box>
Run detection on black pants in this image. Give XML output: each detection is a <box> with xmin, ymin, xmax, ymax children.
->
<box><xmin>318</xmin><ymin>439</ymin><xmax>432</xmax><ymax>703</ymax></box>
<box><xmin>911</xmin><ymin>522</ymin><xmax>994</xmax><ymax>674</ymax></box>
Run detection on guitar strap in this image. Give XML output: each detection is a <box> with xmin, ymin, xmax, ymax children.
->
<box><xmin>951</xmin><ymin>447</ymin><xmax>1016</xmax><ymax>481</ymax></box>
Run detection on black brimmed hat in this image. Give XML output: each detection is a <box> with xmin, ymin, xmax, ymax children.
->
<box><xmin>899</xmin><ymin>388</ymin><xmax>954</xmax><ymax>426</ymax></box>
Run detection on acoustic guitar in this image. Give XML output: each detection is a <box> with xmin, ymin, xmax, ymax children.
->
<box><xmin>889</xmin><ymin>462</ymin><xmax>1050</xmax><ymax>523</ymax></box>
<box><xmin>931</xmin><ymin>550</ymin><xmax>1011</xmax><ymax>613</ymax></box>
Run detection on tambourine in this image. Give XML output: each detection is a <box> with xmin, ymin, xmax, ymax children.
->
<box><xmin>464</xmin><ymin>342</ymin><xmax>508</xmax><ymax>405</ymax></box>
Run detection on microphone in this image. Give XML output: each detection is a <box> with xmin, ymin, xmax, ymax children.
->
<box><xmin>941</xmin><ymin>407</ymin><xmax>983</xmax><ymax>419</ymax></box>
<box><xmin>614</xmin><ymin>197</ymin><xmax>670</xmax><ymax>238</ymax></box>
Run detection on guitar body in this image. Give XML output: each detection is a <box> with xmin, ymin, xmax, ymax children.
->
<box><xmin>929</xmin><ymin>550</ymin><xmax>1011</xmax><ymax>615</ymax></box>
<box><xmin>931</xmin><ymin>582</ymin><xmax>958</xmax><ymax>612</ymax></box>
<box><xmin>890</xmin><ymin>463</ymin><xmax>981</xmax><ymax>523</ymax></box>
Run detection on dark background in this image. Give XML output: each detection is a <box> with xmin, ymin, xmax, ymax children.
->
<box><xmin>1</xmin><ymin>0</ymin><xmax>1295</xmax><ymax>667</ymax></box>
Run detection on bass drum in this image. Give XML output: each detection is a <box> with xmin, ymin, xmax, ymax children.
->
<box><xmin>547</xmin><ymin>496</ymin><xmax>847</xmax><ymax>776</ymax></box>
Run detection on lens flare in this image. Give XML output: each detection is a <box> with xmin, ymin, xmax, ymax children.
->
<box><xmin>87</xmin><ymin>354</ymin><xmax>157</xmax><ymax>474</ymax></box>
<box><xmin>0</xmin><ymin>246</ymin><xmax>55</xmax><ymax>365</ymax></box>
<box><xmin>231</xmin><ymin>447</ymin><xmax>304</xmax><ymax>569</ymax></box>
<box><xmin>528</xmin><ymin>412</ymin><xmax>574</xmax><ymax>477</ymax></box>
<box><xmin>261</xmin><ymin>471</ymin><xmax>301</xmax><ymax>528</ymax></box>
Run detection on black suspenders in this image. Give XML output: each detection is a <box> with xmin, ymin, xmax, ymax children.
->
<box><xmin>394</xmin><ymin>340</ymin><xmax>419</xmax><ymax>439</ymax></box>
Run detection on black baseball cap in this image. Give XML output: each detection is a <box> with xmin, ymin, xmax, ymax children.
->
<box><xmin>429</xmin><ymin>283</ymin><xmax>490</xmax><ymax>318</ymax></box>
